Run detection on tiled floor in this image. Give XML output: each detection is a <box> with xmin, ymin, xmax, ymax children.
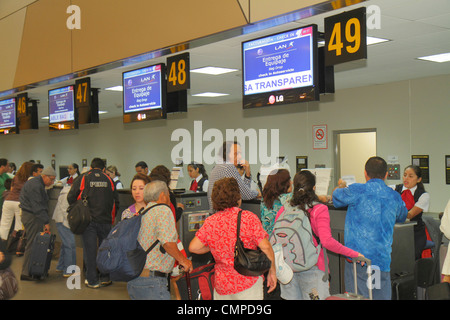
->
<box><xmin>9</xmin><ymin>247</ymin><xmax>130</xmax><ymax>300</ymax></box>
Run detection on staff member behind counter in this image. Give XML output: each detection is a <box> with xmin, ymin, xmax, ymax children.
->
<box><xmin>394</xmin><ymin>165</ymin><xmax>430</xmax><ymax>260</ymax></box>
<box><xmin>207</xmin><ymin>141</ymin><xmax>260</xmax><ymax>213</ymax></box>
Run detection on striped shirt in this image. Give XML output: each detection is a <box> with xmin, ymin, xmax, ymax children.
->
<box><xmin>207</xmin><ymin>163</ymin><xmax>258</xmax><ymax>212</ymax></box>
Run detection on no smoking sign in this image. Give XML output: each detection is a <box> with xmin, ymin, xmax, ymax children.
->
<box><xmin>313</xmin><ymin>125</ymin><xmax>328</xmax><ymax>149</ymax></box>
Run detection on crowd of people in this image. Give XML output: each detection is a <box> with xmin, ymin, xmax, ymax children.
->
<box><xmin>0</xmin><ymin>144</ymin><xmax>449</xmax><ymax>300</ymax></box>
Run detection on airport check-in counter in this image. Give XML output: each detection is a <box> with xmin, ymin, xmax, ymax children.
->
<box><xmin>174</xmin><ymin>191</ymin><xmax>212</xmax><ymax>267</ymax></box>
<box><xmin>47</xmin><ymin>187</ymin><xmax>418</xmax><ymax>294</ymax></box>
<box><xmin>241</xmin><ymin>199</ymin><xmax>417</xmax><ymax>296</ymax></box>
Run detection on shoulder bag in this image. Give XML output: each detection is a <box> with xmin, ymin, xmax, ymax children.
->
<box><xmin>67</xmin><ymin>175</ymin><xmax>91</xmax><ymax>235</ymax></box>
<box><xmin>234</xmin><ymin>210</ymin><xmax>271</xmax><ymax>277</ymax></box>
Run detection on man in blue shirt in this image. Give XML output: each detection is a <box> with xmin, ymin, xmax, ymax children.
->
<box><xmin>332</xmin><ymin>156</ymin><xmax>407</xmax><ymax>300</ymax></box>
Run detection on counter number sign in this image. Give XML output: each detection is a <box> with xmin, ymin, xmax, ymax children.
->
<box><xmin>324</xmin><ymin>7</ymin><xmax>367</xmax><ymax>66</ymax></box>
<box><xmin>167</xmin><ymin>52</ymin><xmax>190</xmax><ymax>93</ymax></box>
<box><xmin>75</xmin><ymin>77</ymin><xmax>91</xmax><ymax>108</ymax></box>
<box><xmin>17</xmin><ymin>92</ymin><xmax>28</xmax><ymax>117</ymax></box>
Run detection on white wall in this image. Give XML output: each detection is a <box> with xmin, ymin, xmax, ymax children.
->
<box><xmin>1</xmin><ymin>74</ymin><xmax>449</xmax><ymax>212</ymax></box>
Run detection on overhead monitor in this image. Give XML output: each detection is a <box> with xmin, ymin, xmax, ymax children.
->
<box><xmin>122</xmin><ymin>63</ymin><xmax>167</xmax><ymax>123</ymax></box>
<box><xmin>242</xmin><ymin>24</ymin><xmax>319</xmax><ymax>109</ymax></box>
<box><xmin>0</xmin><ymin>98</ymin><xmax>18</xmax><ymax>135</ymax></box>
<box><xmin>48</xmin><ymin>85</ymin><xmax>77</xmax><ymax>131</ymax></box>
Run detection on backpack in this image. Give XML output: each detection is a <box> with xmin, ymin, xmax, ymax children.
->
<box><xmin>269</xmin><ymin>202</ymin><xmax>320</xmax><ymax>272</ymax></box>
<box><xmin>96</xmin><ymin>203</ymin><xmax>170</xmax><ymax>282</ymax></box>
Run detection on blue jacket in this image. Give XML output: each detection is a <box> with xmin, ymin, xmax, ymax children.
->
<box><xmin>332</xmin><ymin>179</ymin><xmax>407</xmax><ymax>272</ymax></box>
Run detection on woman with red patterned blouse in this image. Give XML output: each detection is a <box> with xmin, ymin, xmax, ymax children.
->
<box><xmin>189</xmin><ymin>177</ymin><xmax>277</xmax><ymax>300</ymax></box>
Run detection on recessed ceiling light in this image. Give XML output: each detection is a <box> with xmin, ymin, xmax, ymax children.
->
<box><xmin>191</xmin><ymin>67</ymin><xmax>238</xmax><ymax>75</ymax></box>
<box><xmin>417</xmin><ymin>52</ymin><xmax>450</xmax><ymax>63</ymax></box>
<box><xmin>105</xmin><ymin>86</ymin><xmax>123</xmax><ymax>91</ymax></box>
<box><xmin>192</xmin><ymin>92</ymin><xmax>229</xmax><ymax>97</ymax></box>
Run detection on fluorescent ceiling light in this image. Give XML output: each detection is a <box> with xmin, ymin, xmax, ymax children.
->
<box><xmin>41</xmin><ymin>116</ymin><xmax>49</xmax><ymax>120</ymax></box>
<box><xmin>192</xmin><ymin>92</ymin><xmax>229</xmax><ymax>97</ymax></box>
<box><xmin>366</xmin><ymin>36</ymin><xmax>390</xmax><ymax>45</ymax></box>
<box><xmin>191</xmin><ymin>66</ymin><xmax>238</xmax><ymax>75</ymax></box>
<box><xmin>318</xmin><ymin>36</ymin><xmax>390</xmax><ymax>47</ymax></box>
<box><xmin>105</xmin><ymin>86</ymin><xmax>123</xmax><ymax>91</ymax></box>
<box><xmin>98</xmin><ymin>110</ymin><xmax>108</xmax><ymax>114</ymax></box>
<box><xmin>417</xmin><ymin>52</ymin><xmax>450</xmax><ymax>63</ymax></box>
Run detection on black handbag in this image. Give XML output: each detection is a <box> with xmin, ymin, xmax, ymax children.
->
<box><xmin>67</xmin><ymin>175</ymin><xmax>91</xmax><ymax>235</ymax></box>
<box><xmin>233</xmin><ymin>210</ymin><xmax>271</xmax><ymax>277</ymax></box>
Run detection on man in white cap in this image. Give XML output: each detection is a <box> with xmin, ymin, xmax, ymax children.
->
<box><xmin>19</xmin><ymin>166</ymin><xmax>56</xmax><ymax>281</ymax></box>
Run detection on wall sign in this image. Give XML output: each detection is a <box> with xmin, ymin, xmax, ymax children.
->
<box><xmin>324</xmin><ymin>7</ymin><xmax>367</xmax><ymax>66</ymax></box>
<box><xmin>446</xmin><ymin>155</ymin><xmax>450</xmax><ymax>185</ymax></box>
<box><xmin>313</xmin><ymin>124</ymin><xmax>328</xmax><ymax>150</ymax></box>
<box><xmin>296</xmin><ymin>156</ymin><xmax>308</xmax><ymax>173</ymax></box>
<box><xmin>412</xmin><ymin>155</ymin><xmax>430</xmax><ymax>184</ymax></box>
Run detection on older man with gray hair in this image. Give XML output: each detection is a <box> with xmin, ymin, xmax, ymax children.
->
<box><xmin>19</xmin><ymin>166</ymin><xmax>56</xmax><ymax>281</ymax></box>
<box><xmin>126</xmin><ymin>180</ymin><xmax>193</xmax><ymax>300</ymax></box>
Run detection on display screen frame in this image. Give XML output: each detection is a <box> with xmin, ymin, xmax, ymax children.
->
<box><xmin>0</xmin><ymin>97</ymin><xmax>18</xmax><ymax>135</ymax></box>
<box><xmin>48</xmin><ymin>85</ymin><xmax>78</xmax><ymax>131</ymax></box>
<box><xmin>122</xmin><ymin>63</ymin><xmax>167</xmax><ymax>123</ymax></box>
<box><xmin>241</xmin><ymin>24</ymin><xmax>319</xmax><ymax>109</ymax></box>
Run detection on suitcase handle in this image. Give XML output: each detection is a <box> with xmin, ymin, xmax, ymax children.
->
<box><xmin>352</xmin><ymin>256</ymin><xmax>371</xmax><ymax>266</ymax></box>
<box><xmin>351</xmin><ymin>257</ymin><xmax>372</xmax><ymax>300</ymax></box>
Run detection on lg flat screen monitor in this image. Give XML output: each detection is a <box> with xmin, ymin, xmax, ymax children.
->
<box><xmin>242</xmin><ymin>24</ymin><xmax>319</xmax><ymax>109</ymax></box>
<box><xmin>122</xmin><ymin>63</ymin><xmax>167</xmax><ymax>123</ymax></box>
<box><xmin>0</xmin><ymin>98</ymin><xmax>18</xmax><ymax>135</ymax></box>
<box><xmin>48</xmin><ymin>85</ymin><xmax>77</xmax><ymax>131</ymax></box>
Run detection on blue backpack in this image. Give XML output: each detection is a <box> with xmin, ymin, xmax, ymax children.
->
<box><xmin>97</xmin><ymin>203</ymin><xmax>170</xmax><ymax>282</ymax></box>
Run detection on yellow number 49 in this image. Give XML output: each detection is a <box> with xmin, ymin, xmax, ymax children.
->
<box><xmin>328</xmin><ymin>18</ymin><xmax>361</xmax><ymax>56</ymax></box>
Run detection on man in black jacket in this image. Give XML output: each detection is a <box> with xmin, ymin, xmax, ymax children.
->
<box><xmin>68</xmin><ymin>157</ymin><xmax>119</xmax><ymax>288</ymax></box>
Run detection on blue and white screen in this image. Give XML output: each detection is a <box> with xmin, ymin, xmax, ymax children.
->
<box><xmin>123</xmin><ymin>65</ymin><xmax>163</xmax><ymax>114</ymax></box>
<box><xmin>243</xmin><ymin>26</ymin><xmax>314</xmax><ymax>96</ymax></box>
<box><xmin>48</xmin><ymin>86</ymin><xmax>75</xmax><ymax>124</ymax></box>
<box><xmin>0</xmin><ymin>98</ymin><xmax>16</xmax><ymax>129</ymax></box>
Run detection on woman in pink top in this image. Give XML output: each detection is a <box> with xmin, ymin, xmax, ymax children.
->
<box><xmin>281</xmin><ymin>170</ymin><xmax>363</xmax><ymax>300</ymax></box>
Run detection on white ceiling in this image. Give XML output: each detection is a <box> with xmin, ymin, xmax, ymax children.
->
<box><xmin>10</xmin><ymin>0</ymin><xmax>450</xmax><ymax>123</ymax></box>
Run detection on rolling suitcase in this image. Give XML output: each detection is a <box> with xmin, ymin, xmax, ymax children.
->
<box><xmin>426</xmin><ymin>282</ymin><xmax>450</xmax><ymax>300</ymax></box>
<box><xmin>391</xmin><ymin>272</ymin><xmax>417</xmax><ymax>300</ymax></box>
<box><xmin>29</xmin><ymin>232</ymin><xmax>56</xmax><ymax>279</ymax></box>
<box><xmin>175</xmin><ymin>263</ymin><xmax>215</xmax><ymax>300</ymax></box>
<box><xmin>326</xmin><ymin>257</ymin><xmax>372</xmax><ymax>300</ymax></box>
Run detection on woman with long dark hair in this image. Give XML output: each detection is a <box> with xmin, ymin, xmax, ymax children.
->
<box><xmin>395</xmin><ymin>165</ymin><xmax>430</xmax><ymax>259</ymax></box>
<box><xmin>187</xmin><ymin>162</ymin><xmax>209</xmax><ymax>192</ymax></box>
<box><xmin>0</xmin><ymin>162</ymin><xmax>33</xmax><ymax>243</ymax></box>
<box><xmin>280</xmin><ymin>170</ymin><xmax>362</xmax><ymax>300</ymax></box>
<box><xmin>260</xmin><ymin>169</ymin><xmax>292</xmax><ymax>234</ymax></box>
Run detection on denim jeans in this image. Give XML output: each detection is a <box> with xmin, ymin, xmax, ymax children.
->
<box><xmin>55</xmin><ymin>222</ymin><xmax>76</xmax><ymax>275</ymax></box>
<box><xmin>127</xmin><ymin>275</ymin><xmax>170</xmax><ymax>300</ymax></box>
<box><xmin>344</xmin><ymin>260</ymin><xmax>391</xmax><ymax>300</ymax></box>
<box><xmin>82</xmin><ymin>221</ymin><xmax>111</xmax><ymax>285</ymax></box>
<box><xmin>280</xmin><ymin>266</ymin><xmax>330</xmax><ymax>300</ymax></box>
